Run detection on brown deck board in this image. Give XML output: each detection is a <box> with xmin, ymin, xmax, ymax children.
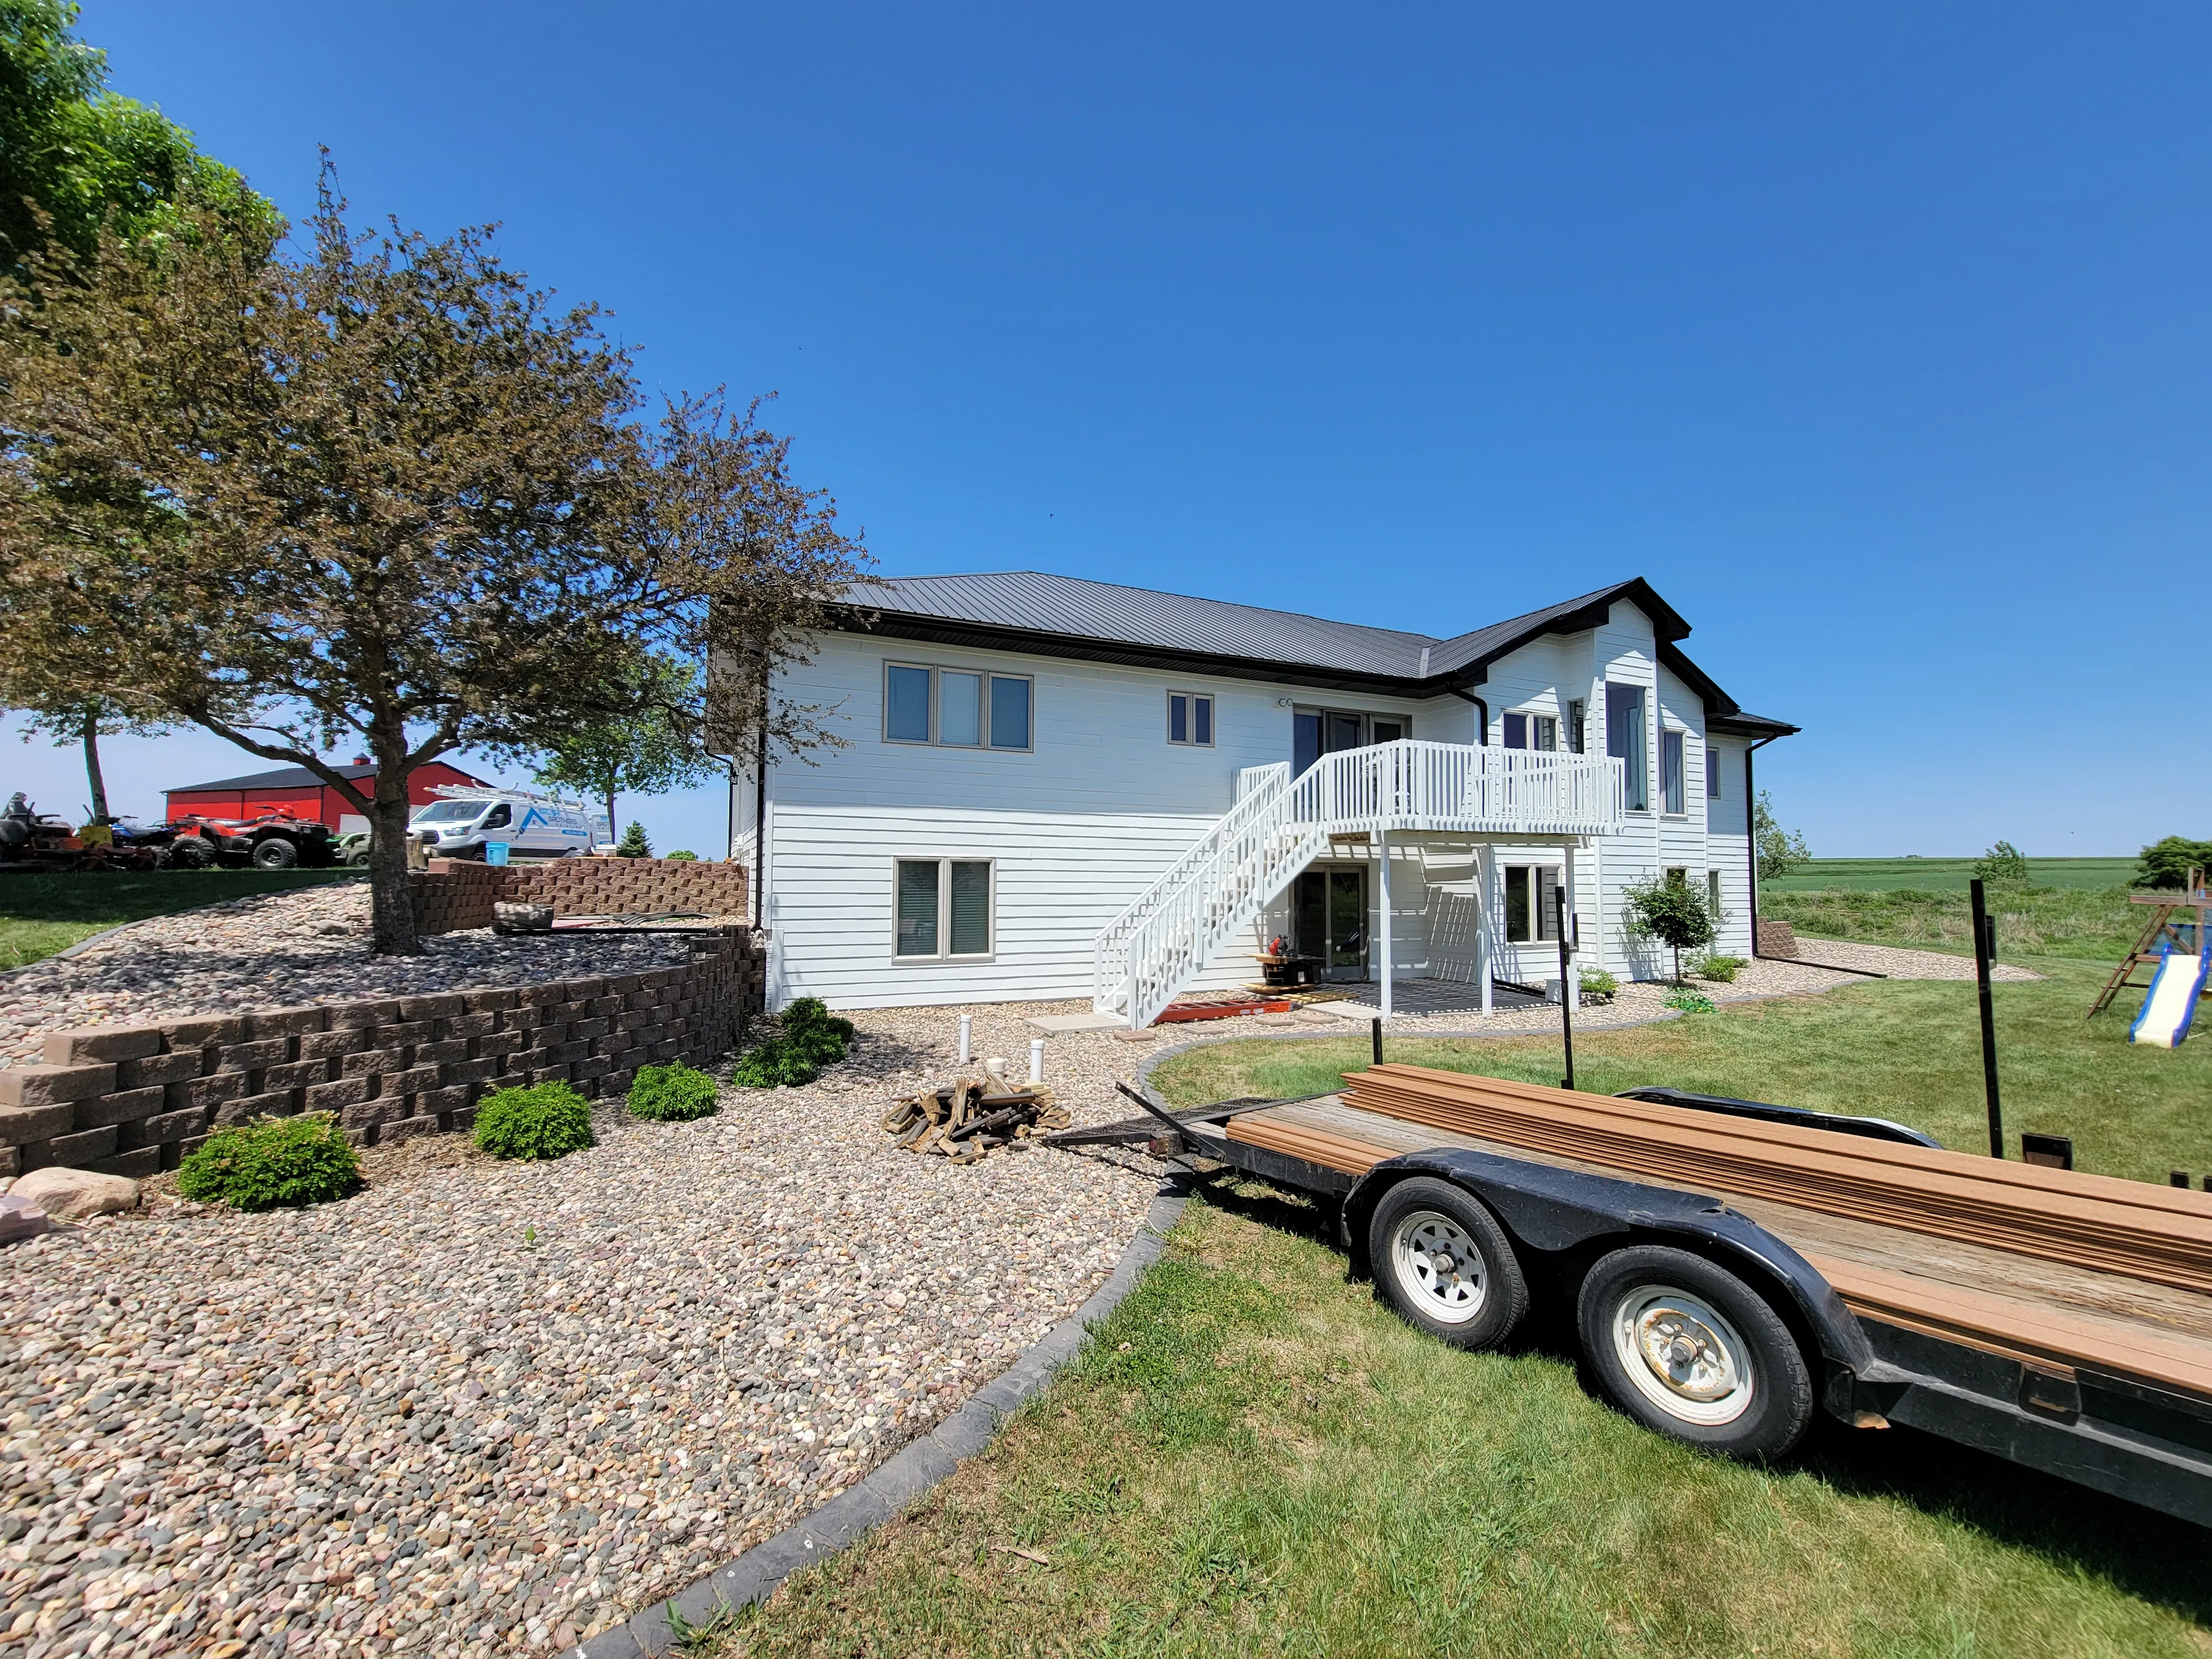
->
<box><xmin>1225</xmin><ymin>1095</ymin><xmax>2212</xmax><ymax>1397</ymax></box>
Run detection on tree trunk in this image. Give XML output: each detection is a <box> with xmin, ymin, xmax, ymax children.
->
<box><xmin>80</xmin><ymin>711</ymin><xmax>109</xmax><ymax>822</ymax></box>
<box><xmin>604</xmin><ymin>787</ymin><xmax>617</xmax><ymax>852</ymax></box>
<box><xmin>367</xmin><ymin>749</ymin><xmax>422</xmax><ymax>955</ymax></box>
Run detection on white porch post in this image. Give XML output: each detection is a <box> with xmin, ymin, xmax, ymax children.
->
<box><xmin>1378</xmin><ymin>828</ymin><xmax>1394</xmax><ymax>1021</ymax></box>
<box><xmin>1478</xmin><ymin>843</ymin><xmax>1493</xmax><ymax>1016</ymax></box>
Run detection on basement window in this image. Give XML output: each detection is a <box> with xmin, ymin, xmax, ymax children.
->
<box><xmin>1503</xmin><ymin>865</ymin><xmax>1561</xmax><ymax>944</ymax></box>
<box><xmin>1167</xmin><ymin>692</ymin><xmax>1214</xmax><ymax>747</ymax></box>
<box><xmin>894</xmin><ymin>859</ymin><xmax>994</xmax><ymax>959</ymax></box>
<box><xmin>884</xmin><ymin>662</ymin><xmax>1034</xmax><ymax>751</ymax></box>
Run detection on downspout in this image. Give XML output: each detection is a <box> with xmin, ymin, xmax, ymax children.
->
<box><xmin>1745</xmin><ymin>733</ymin><xmax>1783</xmax><ymax>957</ymax></box>
<box><xmin>1444</xmin><ymin>687</ymin><xmax>1489</xmax><ymax>745</ymax></box>
<box><xmin>752</xmin><ymin>701</ymin><xmax>768</xmax><ymax>932</ymax></box>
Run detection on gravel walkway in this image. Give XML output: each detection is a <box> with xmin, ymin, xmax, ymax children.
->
<box><xmin>1780</xmin><ymin>937</ymin><xmax>2041</xmax><ymax>982</ymax></box>
<box><xmin>0</xmin><ymin>886</ymin><xmax>706</xmax><ymax>1068</ymax></box>
<box><xmin>0</xmin><ymin>1001</ymin><xmax>1165</xmax><ymax>1658</ymax></box>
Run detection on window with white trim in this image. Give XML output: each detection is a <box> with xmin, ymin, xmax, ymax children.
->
<box><xmin>1707</xmin><ymin>869</ymin><xmax>1723</xmax><ymax>919</ymax></box>
<box><xmin>1707</xmin><ymin>738</ymin><xmax>1722</xmax><ymax>799</ymax></box>
<box><xmin>1167</xmin><ymin>691</ymin><xmax>1214</xmax><ymax>746</ymax></box>
<box><xmin>893</xmin><ymin>858</ymin><xmax>994</xmax><ymax>958</ymax></box>
<box><xmin>1661</xmin><ymin>729</ymin><xmax>1686</xmax><ymax>815</ymax></box>
<box><xmin>884</xmin><ymin>662</ymin><xmax>1032</xmax><ymax>750</ymax></box>
<box><xmin>1503</xmin><ymin>865</ymin><xmax>1561</xmax><ymax>943</ymax></box>
<box><xmin>1606</xmin><ymin>683</ymin><xmax>1648</xmax><ymax>811</ymax></box>
<box><xmin>1503</xmin><ymin>712</ymin><xmax>1558</xmax><ymax>752</ymax></box>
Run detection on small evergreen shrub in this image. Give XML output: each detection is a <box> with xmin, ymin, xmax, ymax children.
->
<box><xmin>615</xmin><ymin>821</ymin><xmax>653</xmax><ymax>859</ymax></box>
<box><xmin>1688</xmin><ymin>952</ymin><xmax>1746</xmax><ymax>984</ymax></box>
<box><xmin>1577</xmin><ymin>968</ymin><xmax>1619</xmax><ymax>1005</ymax></box>
<box><xmin>732</xmin><ymin>997</ymin><xmax>855</xmax><ymax>1088</ymax></box>
<box><xmin>176</xmin><ymin>1113</ymin><xmax>362</xmax><ymax>1212</ymax></box>
<box><xmin>1664</xmin><ymin>986</ymin><xmax>1718</xmax><ymax>1014</ymax></box>
<box><xmin>628</xmin><ymin>1062</ymin><xmax>721</xmax><ymax>1121</ymax></box>
<box><xmin>474</xmin><ymin>1082</ymin><xmax>596</xmax><ymax>1160</ymax></box>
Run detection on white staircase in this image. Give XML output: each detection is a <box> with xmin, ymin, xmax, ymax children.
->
<box><xmin>1092</xmin><ymin>740</ymin><xmax>1624</xmax><ymax>1029</ymax></box>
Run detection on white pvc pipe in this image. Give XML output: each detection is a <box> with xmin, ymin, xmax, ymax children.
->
<box><xmin>1378</xmin><ymin>827</ymin><xmax>1393</xmax><ymax>1022</ymax></box>
<box><xmin>957</xmin><ymin>1013</ymin><xmax>972</xmax><ymax>1065</ymax></box>
<box><xmin>1029</xmin><ymin>1037</ymin><xmax>1045</xmax><ymax>1084</ymax></box>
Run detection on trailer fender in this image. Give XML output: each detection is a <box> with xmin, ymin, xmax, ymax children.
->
<box><xmin>1344</xmin><ymin>1149</ymin><xmax>1873</xmax><ymax>1372</ymax></box>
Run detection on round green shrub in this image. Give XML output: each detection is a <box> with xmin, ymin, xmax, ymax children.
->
<box><xmin>628</xmin><ymin>1062</ymin><xmax>720</xmax><ymax>1122</ymax></box>
<box><xmin>474</xmin><ymin>1082</ymin><xmax>596</xmax><ymax>1160</ymax></box>
<box><xmin>1577</xmin><ymin>967</ymin><xmax>1620</xmax><ymax>1005</ymax></box>
<box><xmin>732</xmin><ymin>997</ymin><xmax>855</xmax><ymax>1088</ymax></box>
<box><xmin>176</xmin><ymin>1113</ymin><xmax>362</xmax><ymax>1212</ymax></box>
<box><xmin>665</xmin><ymin>849</ymin><xmax>699</xmax><ymax>861</ymax></box>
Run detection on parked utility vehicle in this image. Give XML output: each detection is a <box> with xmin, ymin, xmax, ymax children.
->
<box><xmin>408</xmin><ymin>787</ymin><xmax>612</xmax><ymax>861</ymax></box>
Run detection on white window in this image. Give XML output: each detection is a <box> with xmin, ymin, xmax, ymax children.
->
<box><xmin>1167</xmin><ymin>691</ymin><xmax>1214</xmax><ymax>747</ymax></box>
<box><xmin>1707</xmin><ymin>740</ymin><xmax>1723</xmax><ymax>799</ymax></box>
<box><xmin>1707</xmin><ymin>869</ymin><xmax>1723</xmax><ymax>919</ymax></box>
<box><xmin>1503</xmin><ymin>865</ymin><xmax>1561</xmax><ymax>943</ymax></box>
<box><xmin>1567</xmin><ymin>698</ymin><xmax>1586</xmax><ymax>754</ymax></box>
<box><xmin>893</xmin><ymin>858</ymin><xmax>994</xmax><ymax>958</ymax></box>
<box><xmin>884</xmin><ymin>663</ymin><xmax>1032</xmax><ymax>751</ymax></box>
<box><xmin>1661</xmin><ymin>729</ymin><xmax>1686</xmax><ymax>815</ymax></box>
<box><xmin>1504</xmin><ymin>712</ymin><xmax>1558</xmax><ymax>752</ymax></box>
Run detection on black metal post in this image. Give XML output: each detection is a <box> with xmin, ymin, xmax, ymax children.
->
<box><xmin>1370</xmin><ymin>1016</ymin><xmax>1383</xmax><ymax>1067</ymax></box>
<box><xmin>1970</xmin><ymin>877</ymin><xmax>2004</xmax><ymax>1158</ymax></box>
<box><xmin>1556</xmin><ymin>885</ymin><xmax>1576</xmax><ymax>1092</ymax></box>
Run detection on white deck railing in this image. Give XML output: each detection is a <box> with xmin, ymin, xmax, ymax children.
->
<box><xmin>1093</xmin><ymin>741</ymin><xmax>1624</xmax><ymax>1029</ymax></box>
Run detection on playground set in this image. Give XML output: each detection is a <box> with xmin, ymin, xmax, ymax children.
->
<box><xmin>2090</xmin><ymin>867</ymin><xmax>2209</xmax><ymax>1048</ymax></box>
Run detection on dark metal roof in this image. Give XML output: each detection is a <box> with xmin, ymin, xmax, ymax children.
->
<box><xmin>166</xmin><ymin>760</ymin><xmax>484</xmax><ymax>793</ymax></box>
<box><xmin>829</xmin><ymin>571</ymin><xmax>1781</xmax><ymax>727</ymax></box>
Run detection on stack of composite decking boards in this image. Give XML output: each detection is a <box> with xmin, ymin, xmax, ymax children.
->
<box><xmin>1227</xmin><ymin>1063</ymin><xmax>2212</xmax><ymax>1296</ymax></box>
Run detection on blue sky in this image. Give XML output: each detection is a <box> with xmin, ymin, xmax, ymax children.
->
<box><xmin>10</xmin><ymin>3</ymin><xmax>2206</xmax><ymax>858</ymax></box>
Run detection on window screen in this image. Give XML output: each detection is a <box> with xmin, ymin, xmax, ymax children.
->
<box><xmin>1195</xmin><ymin>696</ymin><xmax>1212</xmax><ymax>745</ymax></box>
<box><xmin>989</xmin><ymin>675</ymin><xmax>1031</xmax><ymax>749</ymax></box>
<box><xmin>1606</xmin><ymin>683</ymin><xmax>1648</xmax><ymax>811</ymax></box>
<box><xmin>949</xmin><ymin>862</ymin><xmax>991</xmax><ymax>955</ymax></box>
<box><xmin>886</xmin><ymin>666</ymin><xmax>932</xmax><ymax>743</ymax></box>
<box><xmin>1661</xmin><ymin>729</ymin><xmax>1686</xmax><ymax>815</ymax></box>
<box><xmin>1533</xmin><ymin>715</ymin><xmax>1557</xmax><ymax>752</ymax></box>
<box><xmin>895</xmin><ymin>860</ymin><xmax>940</xmax><ymax>955</ymax></box>
<box><xmin>1170</xmin><ymin>694</ymin><xmax>1188</xmax><ymax>743</ymax></box>
<box><xmin>940</xmin><ymin>671</ymin><xmax>982</xmax><ymax>746</ymax></box>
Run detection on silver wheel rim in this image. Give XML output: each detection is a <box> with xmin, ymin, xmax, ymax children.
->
<box><xmin>1388</xmin><ymin>1209</ymin><xmax>1488</xmax><ymax>1326</ymax></box>
<box><xmin>1610</xmin><ymin>1284</ymin><xmax>1755</xmax><ymax>1426</ymax></box>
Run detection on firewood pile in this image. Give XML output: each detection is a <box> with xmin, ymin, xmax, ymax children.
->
<box><xmin>882</xmin><ymin>1065</ymin><xmax>1073</xmax><ymax>1166</ymax></box>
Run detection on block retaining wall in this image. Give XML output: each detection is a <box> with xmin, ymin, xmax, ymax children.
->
<box><xmin>409</xmin><ymin>857</ymin><xmax>750</xmax><ymax>936</ymax></box>
<box><xmin>0</xmin><ymin>926</ymin><xmax>765</xmax><ymax>1182</ymax></box>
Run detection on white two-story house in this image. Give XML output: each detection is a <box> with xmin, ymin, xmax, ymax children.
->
<box><xmin>729</xmin><ymin>572</ymin><xmax>1796</xmax><ymax>1024</ymax></box>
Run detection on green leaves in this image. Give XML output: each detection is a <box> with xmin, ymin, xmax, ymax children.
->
<box><xmin>473</xmin><ymin>1082</ymin><xmax>596</xmax><ymax>1161</ymax></box>
<box><xmin>175</xmin><ymin>1112</ymin><xmax>362</xmax><ymax>1211</ymax></box>
<box><xmin>627</xmin><ymin>1062</ymin><xmax>721</xmax><ymax>1123</ymax></box>
<box><xmin>731</xmin><ymin>997</ymin><xmax>854</xmax><ymax>1088</ymax></box>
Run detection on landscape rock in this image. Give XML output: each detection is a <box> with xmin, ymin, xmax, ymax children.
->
<box><xmin>0</xmin><ymin>1190</ymin><xmax>49</xmax><ymax>1243</ymax></box>
<box><xmin>8</xmin><ymin>1162</ymin><xmax>140</xmax><ymax>1220</ymax></box>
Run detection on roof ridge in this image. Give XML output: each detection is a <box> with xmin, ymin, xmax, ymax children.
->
<box><xmin>854</xmin><ymin>570</ymin><xmax>1440</xmax><ymax>644</ymax></box>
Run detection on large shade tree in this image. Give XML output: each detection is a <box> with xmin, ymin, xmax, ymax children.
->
<box><xmin>0</xmin><ymin>173</ymin><xmax>865</xmax><ymax>951</ymax></box>
<box><xmin>0</xmin><ymin>1</ymin><xmax>273</xmax><ymax>815</ymax></box>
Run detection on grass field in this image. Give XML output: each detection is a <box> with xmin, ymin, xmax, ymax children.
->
<box><xmin>693</xmin><ymin>962</ymin><xmax>2212</xmax><ymax>1657</ymax></box>
<box><xmin>1762</xmin><ymin>856</ymin><xmax>2138</xmax><ymax>892</ymax></box>
<box><xmin>1760</xmin><ymin>880</ymin><xmax>2148</xmax><ymax>964</ymax></box>
<box><xmin>706</xmin><ymin>1192</ymin><xmax>2212</xmax><ymax>1658</ymax></box>
<box><xmin>0</xmin><ymin>869</ymin><xmax>358</xmax><ymax>969</ymax></box>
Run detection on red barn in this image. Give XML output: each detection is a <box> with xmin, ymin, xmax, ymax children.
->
<box><xmin>163</xmin><ymin>760</ymin><xmax>488</xmax><ymax>834</ymax></box>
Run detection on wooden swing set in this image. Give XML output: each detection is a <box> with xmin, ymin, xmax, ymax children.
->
<box><xmin>2090</xmin><ymin>865</ymin><xmax>2210</xmax><ymax>1019</ymax></box>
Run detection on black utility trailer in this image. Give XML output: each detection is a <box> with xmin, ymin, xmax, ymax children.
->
<box><xmin>1070</xmin><ymin>1084</ymin><xmax>2212</xmax><ymax>1527</ymax></box>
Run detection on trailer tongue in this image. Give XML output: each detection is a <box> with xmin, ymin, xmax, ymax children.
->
<box><xmin>1086</xmin><ymin>1067</ymin><xmax>2212</xmax><ymax>1527</ymax></box>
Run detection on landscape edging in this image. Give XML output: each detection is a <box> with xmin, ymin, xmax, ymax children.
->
<box><xmin>581</xmin><ymin>1180</ymin><xmax>1192</xmax><ymax>1658</ymax></box>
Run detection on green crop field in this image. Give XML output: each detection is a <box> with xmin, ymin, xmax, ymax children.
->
<box><xmin>1761</xmin><ymin>856</ymin><xmax>2137</xmax><ymax>893</ymax></box>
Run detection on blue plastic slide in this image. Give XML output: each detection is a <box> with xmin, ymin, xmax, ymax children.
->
<box><xmin>2129</xmin><ymin>944</ymin><xmax>2209</xmax><ymax>1048</ymax></box>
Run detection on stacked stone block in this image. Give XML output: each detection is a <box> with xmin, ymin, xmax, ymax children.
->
<box><xmin>406</xmin><ymin>856</ymin><xmax>750</xmax><ymax>936</ymax></box>
<box><xmin>0</xmin><ymin>927</ymin><xmax>764</xmax><ymax>1180</ymax></box>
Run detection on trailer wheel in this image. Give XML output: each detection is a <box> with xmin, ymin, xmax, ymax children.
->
<box><xmin>1577</xmin><ymin>1245</ymin><xmax>1813</xmax><ymax>1459</ymax></box>
<box><xmin>250</xmin><ymin>837</ymin><xmax>299</xmax><ymax>869</ymax></box>
<box><xmin>1368</xmin><ymin>1177</ymin><xmax>1528</xmax><ymax>1349</ymax></box>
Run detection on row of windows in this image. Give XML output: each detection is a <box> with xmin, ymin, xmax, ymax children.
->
<box><xmin>880</xmin><ymin>661</ymin><xmax>1725</xmax><ymax>810</ymax></box>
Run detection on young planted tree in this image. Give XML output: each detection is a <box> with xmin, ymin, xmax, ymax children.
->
<box><xmin>0</xmin><ymin>175</ymin><xmax>719</xmax><ymax>952</ymax></box>
<box><xmin>1624</xmin><ymin>873</ymin><xmax>1716</xmax><ymax>985</ymax></box>
<box><xmin>531</xmin><ymin>655</ymin><xmax>716</xmax><ymax>846</ymax></box>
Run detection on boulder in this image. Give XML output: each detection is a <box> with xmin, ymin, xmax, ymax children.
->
<box><xmin>0</xmin><ymin>1192</ymin><xmax>49</xmax><ymax>1245</ymax></box>
<box><xmin>9</xmin><ymin>1164</ymin><xmax>139</xmax><ymax>1222</ymax></box>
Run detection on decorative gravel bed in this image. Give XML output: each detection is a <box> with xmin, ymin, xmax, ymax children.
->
<box><xmin>1781</xmin><ymin>937</ymin><xmax>2041</xmax><ymax>983</ymax></box>
<box><xmin>0</xmin><ymin>1000</ymin><xmax>1164</xmax><ymax>1658</ymax></box>
<box><xmin>0</xmin><ymin>885</ymin><xmax>707</xmax><ymax>1068</ymax></box>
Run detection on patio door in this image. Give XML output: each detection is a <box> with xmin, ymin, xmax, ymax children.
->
<box><xmin>1293</xmin><ymin>868</ymin><xmax>1369</xmax><ymax>979</ymax></box>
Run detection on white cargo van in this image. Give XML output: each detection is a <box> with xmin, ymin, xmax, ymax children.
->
<box><xmin>408</xmin><ymin>788</ymin><xmax>613</xmax><ymax>861</ymax></box>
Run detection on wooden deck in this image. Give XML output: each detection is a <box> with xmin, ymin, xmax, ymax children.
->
<box><xmin>1215</xmin><ymin>1094</ymin><xmax>2212</xmax><ymax>1399</ymax></box>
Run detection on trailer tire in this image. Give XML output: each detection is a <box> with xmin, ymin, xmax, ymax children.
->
<box><xmin>1577</xmin><ymin>1245</ymin><xmax>1813</xmax><ymax>1460</ymax></box>
<box><xmin>1368</xmin><ymin>1177</ymin><xmax>1528</xmax><ymax>1349</ymax></box>
<box><xmin>250</xmin><ymin>837</ymin><xmax>299</xmax><ymax>869</ymax></box>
